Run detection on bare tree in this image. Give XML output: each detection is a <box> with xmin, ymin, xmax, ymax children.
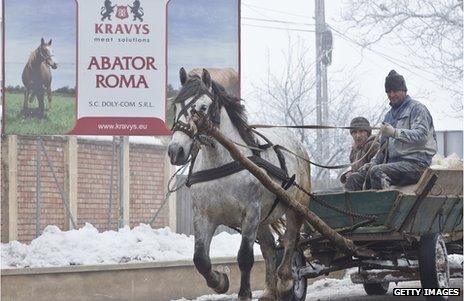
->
<box><xmin>251</xmin><ymin>37</ymin><xmax>387</xmax><ymax>187</ymax></box>
<box><xmin>341</xmin><ymin>0</ymin><xmax>463</xmax><ymax>112</ymax></box>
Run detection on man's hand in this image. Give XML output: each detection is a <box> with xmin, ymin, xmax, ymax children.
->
<box><xmin>358</xmin><ymin>162</ymin><xmax>372</xmax><ymax>173</ymax></box>
<box><xmin>340</xmin><ymin>170</ymin><xmax>353</xmax><ymax>184</ymax></box>
<box><xmin>380</xmin><ymin>122</ymin><xmax>397</xmax><ymax>138</ymax></box>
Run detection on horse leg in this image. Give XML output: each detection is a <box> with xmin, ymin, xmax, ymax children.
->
<box><xmin>23</xmin><ymin>89</ymin><xmax>29</xmax><ymax>110</ymax></box>
<box><xmin>257</xmin><ymin>225</ymin><xmax>278</xmax><ymax>301</ymax></box>
<box><xmin>193</xmin><ymin>216</ymin><xmax>229</xmax><ymax>294</ymax></box>
<box><xmin>37</xmin><ymin>90</ymin><xmax>45</xmax><ymax>119</ymax></box>
<box><xmin>46</xmin><ymin>85</ymin><xmax>52</xmax><ymax>110</ymax></box>
<box><xmin>277</xmin><ymin>210</ymin><xmax>303</xmax><ymax>301</ymax></box>
<box><xmin>237</xmin><ymin>209</ymin><xmax>260</xmax><ymax>301</ymax></box>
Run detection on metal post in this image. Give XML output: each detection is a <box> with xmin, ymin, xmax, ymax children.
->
<box><xmin>36</xmin><ymin>137</ymin><xmax>42</xmax><ymax>237</ymax></box>
<box><xmin>118</xmin><ymin>136</ymin><xmax>129</xmax><ymax>228</ymax></box>
<box><xmin>107</xmin><ymin>136</ymin><xmax>116</xmax><ymax>230</ymax></box>
<box><xmin>118</xmin><ymin>136</ymin><xmax>124</xmax><ymax>229</ymax></box>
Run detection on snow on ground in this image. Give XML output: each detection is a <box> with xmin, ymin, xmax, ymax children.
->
<box><xmin>1</xmin><ymin>223</ymin><xmax>262</xmax><ymax>269</ymax></box>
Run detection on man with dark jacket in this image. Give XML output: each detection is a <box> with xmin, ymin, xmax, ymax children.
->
<box><xmin>345</xmin><ymin>70</ymin><xmax>437</xmax><ymax>190</ymax></box>
<box><xmin>340</xmin><ymin>117</ymin><xmax>380</xmax><ymax>184</ymax></box>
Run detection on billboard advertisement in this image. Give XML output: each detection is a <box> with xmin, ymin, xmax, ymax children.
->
<box><xmin>2</xmin><ymin>0</ymin><xmax>239</xmax><ymax>135</ymax></box>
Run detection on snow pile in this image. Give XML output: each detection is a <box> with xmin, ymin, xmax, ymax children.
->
<box><xmin>1</xmin><ymin>223</ymin><xmax>262</xmax><ymax>269</ymax></box>
<box><xmin>431</xmin><ymin>153</ymin><xmax>463</xmax><ymax>170</ymax></box>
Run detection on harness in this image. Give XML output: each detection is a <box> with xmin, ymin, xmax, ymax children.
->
<box><xmin>171</xmin><ymin>86</ymin><xmax>293</xmax><ymax>221</ymax></box>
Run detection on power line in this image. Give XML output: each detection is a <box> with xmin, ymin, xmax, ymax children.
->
<box><xmin>242</xmin><ymin>23</ymin><xmax>315</xmax><ymax>33</ymax></box>
<box><xmin>242</xmin><ymin>2</ymin><xmax>311</xmax><ymax>20</ymax></box>
<box><xmin>328</xmin><ymin>25</ymin><xmax>453</xmax><ymax>84</ymax></box>
<box><xmin>242</xmin><ymin>17</ymin><xmax>315</xmax><ymax>27</ymax></box>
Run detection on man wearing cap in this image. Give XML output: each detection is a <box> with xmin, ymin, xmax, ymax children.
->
<box><xmin>345</xmin><ymin>70</ymin><xmax>437</xmax><ymax>190</ymax></box>
<box><xmin>340</xmin><ymin>117</ymin><xmax>380</xmax><ymax>184</ymax></box>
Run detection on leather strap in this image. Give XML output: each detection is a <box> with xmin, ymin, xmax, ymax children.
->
<box><xmin>186</xmin><ymin>155</ymin><xmax>289</xmax><ymax>187</ymax></box>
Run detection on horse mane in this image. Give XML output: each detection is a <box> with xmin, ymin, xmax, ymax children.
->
<box><xmin>174</xmin><ymin>75</ymin><xmax>258</xmax><ymax>148</ymax></box>
<box><xmin>211</xmin><ymin>81</ymin><xmax>258</xmax><ymax>148</ymax></box>
<box><xmin>25</xmin><ymin>48</ymin><xmax>41</xmax><ymax>70</ymax></box>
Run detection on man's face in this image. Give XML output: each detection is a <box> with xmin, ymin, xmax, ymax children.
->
<box><xmin>386</xmin><ymin>90</ymin><xmax>407</xmax><ymax>106</ymax></box>
<box><xmin>351</xmin><ymin>130</ymin><xmax>369</xmax><ymax>147</ymax></box>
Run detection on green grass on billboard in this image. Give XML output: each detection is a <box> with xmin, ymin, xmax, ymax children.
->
<box><xmin>4</xmin><ymin>91</ymin><xmax>76</xmax><ymax>135</ymax></box>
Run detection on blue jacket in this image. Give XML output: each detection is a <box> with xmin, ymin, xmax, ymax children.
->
<box><xmin>374</xmin><ymin>96</ymin><xmax>437</xmax><ymax>165</ymax></box>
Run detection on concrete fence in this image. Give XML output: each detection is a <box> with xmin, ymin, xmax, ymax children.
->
<box><xmin>1</xmin><ymin>257</ymin><xmax>266</xmax><ymax>301</ymax></box>
<box><xmin>1</xmin><ymin>135</ymin><xmax>174</xmax><ymax>243</ymax></box>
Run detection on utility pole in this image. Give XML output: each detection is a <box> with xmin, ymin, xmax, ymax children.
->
<box><xmin>315</xmin><ymin>0</ymin><xmax>324</xmax><ymax>162</ymax></box>
<box><xmin>315</xmin><ymin>0</ymin><xmax>332</xmax><ymax>185</ymax></box>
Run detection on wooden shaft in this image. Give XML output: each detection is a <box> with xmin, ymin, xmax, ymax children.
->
<box><xmin>207</xmin><ymin>126</ymin><xmax>359</xmax><ymax>255</ymax></box>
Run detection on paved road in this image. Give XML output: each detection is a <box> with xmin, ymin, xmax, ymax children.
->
<box><xmin>180</xmin><ymin>279</ymin><xmax>462</xmax><ymax>301</ymax></box>
<box><xmin>307</xmin><ymin>280</ymin><xmax>463</xmax><ymax>301</ymax></box>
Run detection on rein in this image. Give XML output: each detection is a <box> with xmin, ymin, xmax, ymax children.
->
<box><xmin>250</xmin><ymin>124</ymin><xmax>381</xmax><ymax>131</ymax></box>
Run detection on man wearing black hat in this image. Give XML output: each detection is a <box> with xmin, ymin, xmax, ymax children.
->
<box><xmin>345</xmin><ymin>70</ymin><xmax>437</xmax><ymax>190</ymax></box>
<box><xmin>340</xmin><ymin>117</ymin><xmax>380</xmax><ymax>184</ymax></box>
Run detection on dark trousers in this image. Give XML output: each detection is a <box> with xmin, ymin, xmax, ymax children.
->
<box><xmin>345</xmin><ymin>161</ymin><xmax>428</xmax><ymax>191</ymax></box>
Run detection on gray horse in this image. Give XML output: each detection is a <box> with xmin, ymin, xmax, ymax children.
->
<box><xmin>168</xmin><ymin>68</ymin><xmax>310</xmax><ymax>301</ymax></box>
<box><xmin>22</xmin><ymin>38</ymin><xmax>57</xmax><ymax>118</ymax></box>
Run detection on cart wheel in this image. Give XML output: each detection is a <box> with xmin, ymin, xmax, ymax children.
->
<box><xmin>363</xmin><ymin>282</ymin><xmax>389</xmax><ymax>295</ymax></box>
<box><xmin>419</xmin><ymin>233</ymin><xmax>450</xmax><ymax>301</ymax></box>
<box><xmin>276</xmin><ymin>248</ymin><xmax>307</xmax><ymax>301</ymax></box>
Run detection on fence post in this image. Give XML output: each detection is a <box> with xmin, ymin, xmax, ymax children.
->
<box><xmin>64</xmin><ymin>136</ymin><xmax>78</xmax><ymax>230</ymax></box>
<box><xmin>36</xmin><ymin>137</ymin><xmax>42</xmax><ymax>237</ymax></box>
<box><xmin>1</xmin><ymin>135</ymin><xmax>18</xmax><ymax>242</ymax></box>
<box><xmin>165</xmin><ymin>149</ymin><xmax>177</xmax><ymax>232</ymax></box>
<box><xmin>119</xmin><ymin>136</ymin><xmax>130</xmax><ymax>228</ymax></box>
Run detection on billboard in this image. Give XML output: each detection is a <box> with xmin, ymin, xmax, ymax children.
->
<box><xmin>2</xmin><ymin>0</ymin><xmax>240</xmax><ymax>135</ymax></box>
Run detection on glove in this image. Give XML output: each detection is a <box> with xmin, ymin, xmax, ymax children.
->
<box><xmin>358</xmin><ymin>162</ymin><xmax>372</xmax><ymax>173</ymax></box>
<box><xmin>340</xmin><ymin>170</ymin><xmax>353</xmax><ymax>184</ymax></box>
<box><xmin>380</xmin><ymin>122</ymin><xmax>397</xmax><ymax>138</ymax></box>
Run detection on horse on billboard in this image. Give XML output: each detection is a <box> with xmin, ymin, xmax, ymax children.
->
<box><xmin>21</xmin><ymin>38</ymin><xmax>58</xmax><ymax>118</ymax></box>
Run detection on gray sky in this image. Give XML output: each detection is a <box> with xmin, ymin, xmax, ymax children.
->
<box><xmin>168</xmin><ymin>0</ymin><xmax>239</xmax><ymax>88</ymax></box>
<box><xmin>241</xmin><ymin>0</ymin><xmax>463</xmax><ymax>131</ymax></box>
<box><xmin>1</xmin><ymin>0</ymin><xmax>462</xmax><ymax>131</ymax></box>
<box><xmin>4</xmin><ymin>0</ymin><xmax>76</xmax><ymax>89</ymax></box>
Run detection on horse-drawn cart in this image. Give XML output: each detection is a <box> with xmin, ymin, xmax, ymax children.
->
<box><xmin>168</xmin><ymin>69</ymin><xmax>462</xmax><ymax>301</ymax></box>
<box><xmin>287</xmin><ymin>167</ymin><xmax>463</xmax><ymax>301</ymax></box>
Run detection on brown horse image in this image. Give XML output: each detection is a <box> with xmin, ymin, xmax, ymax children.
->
<box><xmin>22</xmin><ymin>38</ymin><xmax>58</xmax><ymax>118</ymax></box>
<box><xmin>188</xmin><ymin>68</ymin><xmax>239</xmax><ymax>98</ymax></box>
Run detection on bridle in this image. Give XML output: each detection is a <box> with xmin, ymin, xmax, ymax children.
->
<box><xmin>169</xmin><ymin>80</ymin><xmax>293</xmax><ymax>222</ymax></box>
<box><xmin>37</xmin><ymin>46</ymin><xmax>55</xmax><ymax>67</ymax></box>
<box><xmin>171</xmin><ymin>87</ymin><xmax>218</xmax><ymax>162</ymax></box>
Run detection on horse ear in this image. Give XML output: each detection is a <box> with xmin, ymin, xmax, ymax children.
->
<box><xmin>48</xmin><ymin>39</ymin><xmax>52</xmax><ymax>46</ymax></box>
<box><xmin>41</xmin><ymin>38</ymin><xmax>45</xmax><ymax>45</ymax></box>
<box><xmin>202</xmin><ymin>69</ymin><xmax>212</xmax><ymax>89</ymax></box>
<box><xmin>179</xmin><ymin>67</ymin><xmax>187</xmax><ymax>86</ymax></box>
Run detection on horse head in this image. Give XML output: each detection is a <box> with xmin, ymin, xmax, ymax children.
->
<box><xmin>168</xmin><ymin>68</ymin><xmax>218</xmax><ymax>166</ymax></box>
<box><xmin>39</xmin><ymin>38</ymin><xmax>57</xmax><ymax>70</ymax></box>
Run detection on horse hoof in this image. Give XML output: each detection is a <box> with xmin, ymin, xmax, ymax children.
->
<box><xmin>238</xmin><ymin>296</ymin><xmax>252</xmax><ymax>301</ymax></box>
<box><xmin>213</xmin><ymin>272</ymin><xmax>229</xmax><ymax>294</ymax></box>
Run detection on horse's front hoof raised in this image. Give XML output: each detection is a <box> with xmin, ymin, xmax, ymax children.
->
<box><xmin>212</xmin><ymin>272</ymin><xmax>229</xmax><ymax>294</ymax></box>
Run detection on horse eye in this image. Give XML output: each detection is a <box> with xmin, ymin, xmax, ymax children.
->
<box><xmin>200</xmin><ymin>104</ymin><xmax>207</xmax><ymax>112</ymax></box>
